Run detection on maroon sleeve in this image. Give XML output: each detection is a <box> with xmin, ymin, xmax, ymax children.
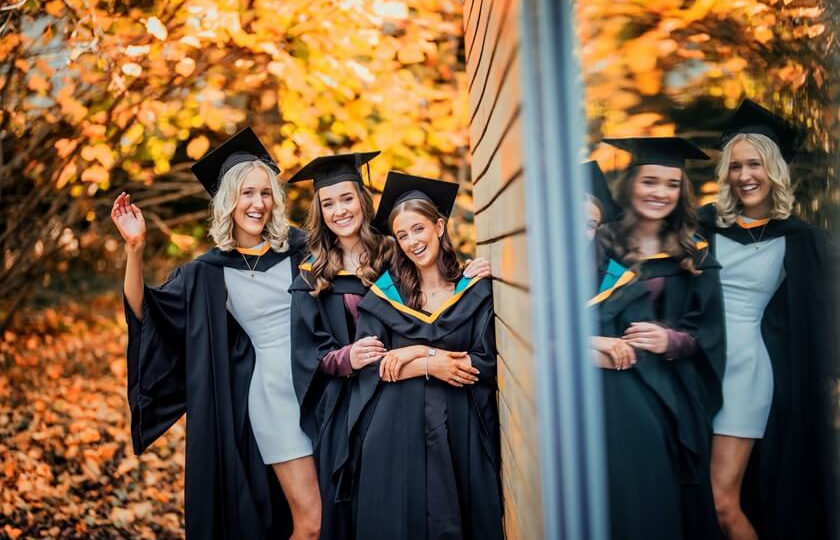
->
<box><xmin>320</xmin><ymin>344</ymin><xmax>354</xmax><ymax>377</ymax></box>
<box><xmin>665</xmin><ymin>328</ymin><xmax>697</xmax><ymax>360</ymax></box>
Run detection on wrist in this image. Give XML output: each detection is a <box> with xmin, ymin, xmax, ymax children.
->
<box><xmin>126</xmin><ymin>242</ymin><xmax>145</xmax><ymax>257</ymax></box>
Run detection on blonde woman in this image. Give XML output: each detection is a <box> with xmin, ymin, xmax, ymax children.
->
<box><xmin>111</xmin><ymin>128</ymin><xmax>320</xmax><ymax>539</ymax></box>
<box><xmin>699</xmin><ymin>101</ymin><xmax>838</xmax><ymax>540</ymax></box>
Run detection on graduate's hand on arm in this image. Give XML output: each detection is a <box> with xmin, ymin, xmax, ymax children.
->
<box><xmin>429</xmin><ymin>350</ymin><xmax>480</xmax><ymax>387</ymax></box>
<box><xmin>622</xmin><ymin>322</ymin><xmax>668</xmax><ymax>354</ymax></box>
<box><xmin>350</xmin><ymin>336</ymin><xmax>387</xmax><ymax>370</ymax></box>
<box><xmin>111</xmin><ymin>192</ymin><xmax>146</xmax><ymax>252</ymax></box>
<box><xmin>590</xmin><ymin>336</ymin><xmax>636</xmax><ymax>370</ymax></box>
<box><xmin>463</xmin><ymin>257</ymin><xmax>492</xmax><ymax>279</ymax></box>
<box><xmin>378</xmin><ymin>345</ymin><xmax>426</xmax><ymax>381</ymax></box>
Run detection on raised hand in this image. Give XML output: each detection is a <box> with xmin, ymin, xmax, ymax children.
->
<box><xmin>111</xmin><ymin>192</ymin><xmax>146</xmax><ymax>250</ymax></box>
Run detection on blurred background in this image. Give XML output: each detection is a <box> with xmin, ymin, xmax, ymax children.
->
<box><xmin>0</xmin><ymin>0</ymin><xmax>837</xmax><ymax>538</ymax></box>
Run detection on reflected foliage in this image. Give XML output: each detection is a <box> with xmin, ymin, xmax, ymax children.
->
<box><xmin>576</xmin><ymin>0</ymin><xmax>839</xmax><ymax>229</ymax></box>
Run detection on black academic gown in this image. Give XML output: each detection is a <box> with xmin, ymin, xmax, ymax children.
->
<box><xmin>698</xmin><ymin>204</ymin><xmax>840</xmax><ymax>540</ymax></box>
<box><xmin>592</xmin><ymin>239</ymin><xmax>725</xmax><ymax>540</ymax></box>
<box><xmin>340</xmin><ymin>272</ymin><xmax>503</xmax><ymax>540</ymax></box>
<box><xmin>290</xmin><ymin>265</ymin><xmax>369</xmax><ymax>540</ymax></box>
<box><xmin>125</xmin><ymin>227</ymin><xmax>307</xmax><ymax>539</ymax></box>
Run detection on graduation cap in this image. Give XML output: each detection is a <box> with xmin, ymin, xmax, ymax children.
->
<box><xmin>287</xmin><ymin>151</ymin><xmax>380</xmax><ymax>191</ymax></box>
<box><xmin>190</xmin><ymin>127</ymin><xmax>279</xmax><ymax>196</ymax></box>
<box><xmin>372</xmin><ymin>172</ymin><xmax>459</xmax><ymax>235</ymax></box>
<box><xmin>602</xmin><ymin>137</ymin><xmax>710</xmax><ymax>169</ymax></box>
<box><xmin>583</xmin><ymin>160</ymin><xmax>620</xmax><ymax>223</ymax></box>
<box><xmin>722</xmin><ymin>99</ymin><xmax>803</xmax><ymax>162</ymax></box>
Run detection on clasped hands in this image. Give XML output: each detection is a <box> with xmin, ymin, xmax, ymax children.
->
<box><xmin>591</xmin><ymin>322</ymin><xmax>669</xmax><ymax>370</ymax></box>
<box><xmin>350</xmin><ymin>338</ymin><xmax>478</xmax><ymax>387</ymax></box>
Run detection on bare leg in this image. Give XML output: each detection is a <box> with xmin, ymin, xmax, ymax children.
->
<box><xmin>711</xmin><ymin>435</ymin><xmax>758</xmax><ymax>540</ymax></box>
<box><xmin>272</xmin><ymin>456</ymin><xmax>321</xmax><ymax>540</ymax></box>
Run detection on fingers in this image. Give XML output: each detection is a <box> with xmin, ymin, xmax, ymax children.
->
<box><xmin>454</xmin><ymin>367</ymin><xmax>478</xmax><ymax>383</ymax></box>
<box><xmin>609</xmin><ymin>340</ymin><xmax>636</xmax><ymax>370</ymax></box>
<box><xmin>445</xmin><ymin>377</ymin><xmax>464</xmax><ymax>388</ymax></box>
<box><xmin>624</xmin><ymin>322</ymin><xmax>658</xmax><ymax>335</ymax></box>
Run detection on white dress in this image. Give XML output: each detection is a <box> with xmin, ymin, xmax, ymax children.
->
<box><xmin>224</xmin><ymin>256</ymin><xmax>313</xmax><ymax>464</ymax></box>
<box><xmin>712</xmin><ymin>229</ymin><xmax>786</xmax><ymax>438</ymax></box>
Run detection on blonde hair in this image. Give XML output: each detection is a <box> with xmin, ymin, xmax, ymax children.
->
<box><xmin>715</xmin><ymin>133</ymin><xmax>795</xmax><ymax>227</ymax></box>
<box><xmin>208</xmin><ymin>160</ymin><xmax>290</xmax><ymax>252</ymax></box>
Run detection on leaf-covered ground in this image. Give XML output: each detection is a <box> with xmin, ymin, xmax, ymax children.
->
<box><xmin>0</xmin><ymin>293</ymin><xmax>185</xmax><ymax>539</ymax></box>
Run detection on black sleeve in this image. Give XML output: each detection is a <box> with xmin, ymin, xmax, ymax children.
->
<box><xmin>347</xmin><ymin>309</ymin><xmax>391</xmax><ymax>435</ymax></box>
<box><xmin>467</xmin><ymin>296</ymin><xmax>500</xmax><ymax>466</ymax></box>
<box><xmin>124</xmin><ymin>266</ymin><xmax>188</xmax><ymax>455</ymax></box>
<box><xmin>674</xmin><ymin>263</ymin><xmax>726</xmax><ymax>419</ymax></box>
<box><xmin>290</xmin><ymin>286</ymin><xmax>345</xmax><ymax>436</ymax></box>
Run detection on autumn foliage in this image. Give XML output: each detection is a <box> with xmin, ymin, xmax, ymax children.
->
<box><xmin>0</xmin><ymin>293</ymin><xmax>185</xmax><ymax>538</ymax></box>
<box><xmin>0</xmin><ymin>0</ymin><xmax>471</xmax><ymax>327</ymax></box>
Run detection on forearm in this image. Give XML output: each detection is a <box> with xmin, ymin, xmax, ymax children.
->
<box><xmin>124</xmin><ymin>245</ymin><xmax>145</xmax><ymax>320</ymax></box>
<box><xmin>394</xmin><ymin>357</ymin><xmax>429</xmax><ymax>381</ymax></box>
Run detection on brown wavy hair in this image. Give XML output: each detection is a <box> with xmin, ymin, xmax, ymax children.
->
<box><xmin>388</xmin><ymin>198</ymin><xmax>462</xmax><ymax>311</ymax></box>
<box><xmin>305</xmin><ymin>182</ymin><xmax>393</xmax><ymax>296</ymax></box>
<box><xmin>600</xmin><ymin>165</ymin><xmax>702</xmax><ymax>275</ymax></box>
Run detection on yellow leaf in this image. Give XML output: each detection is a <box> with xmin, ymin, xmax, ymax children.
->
<box><xmin>145</xmin><ymin>17</ymin><xmax>168</xmax><ymax>41</ymax></box>
<box><xmin>186</xmin><ymin>136</ymin><xmax>210</xmax><ymax>160</ymax></box>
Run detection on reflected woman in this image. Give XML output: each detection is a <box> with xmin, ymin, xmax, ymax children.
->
<box><xmin>700</xmin><ymin>100</ymin><xmax>839</xmax><ymax>540</ymax></box>
<box><xmin>591</xmin><ymin>138</ymin><xmax>725</xmax><ymax>540</ymax></box>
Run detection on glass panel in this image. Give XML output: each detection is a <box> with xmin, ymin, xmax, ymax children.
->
<box><xmin>576</xmin><ymin>1</ymin><xmax>839</xmax><ymax>537</ymax></box>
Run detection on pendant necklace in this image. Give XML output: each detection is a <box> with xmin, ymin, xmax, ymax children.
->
<box><xmin>240</xmin><ymin>252</ymin><xmax>263</xmax><ymax>278</ymax></box>
<box><xmin>745</xmin><ymin>223</ymin><xmax>767</xmax><ymax>251</ymax></box>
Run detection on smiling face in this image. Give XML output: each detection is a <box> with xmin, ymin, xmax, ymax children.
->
<box><xmin>317</xmin><ymin>180</ymin><xmax>364</xmax><ymax>241</ymax></box>
<box><xmin>727</xmin><ymin>139</ymin><xmax>773</xmax><ymax>218</ymax></box>
<box><xmin>629</xmin><ymin>164</ymin><xmax>682</xmax><ymax>222</ymax></box>
<box><xmin>232</xmin><ymin>166</ymin><xmax>274</xmax><ymax>247</ymax></box>
<box><xmin>392</xmin><ymin>209</ymin><xmax>445</xmax><ymax>271</ymax></box>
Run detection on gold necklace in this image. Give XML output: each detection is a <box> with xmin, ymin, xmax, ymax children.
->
<box><xmin>240</xmin><ymin>252</ymin><xmax>263</xmax><ymax>278</ymax></box>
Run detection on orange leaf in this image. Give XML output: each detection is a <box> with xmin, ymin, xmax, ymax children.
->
<box><xmin>81</xmin><ymin>166</ymin><xmax>110</xmax><ymax>184</ymax></box>
<box><xmin>27</xmin><ymin>75</ymin><xmax>50</xmax><ymax>93</ymax></box>
<box><xmin>54</xmin><ymin>138</ymin><xmax>79</xmax><ymax>159</ymax></box>
<box><xmin>186</xmin><ymin>135</ymin><xmax>210</xmax><ymax>160</ymax></box>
